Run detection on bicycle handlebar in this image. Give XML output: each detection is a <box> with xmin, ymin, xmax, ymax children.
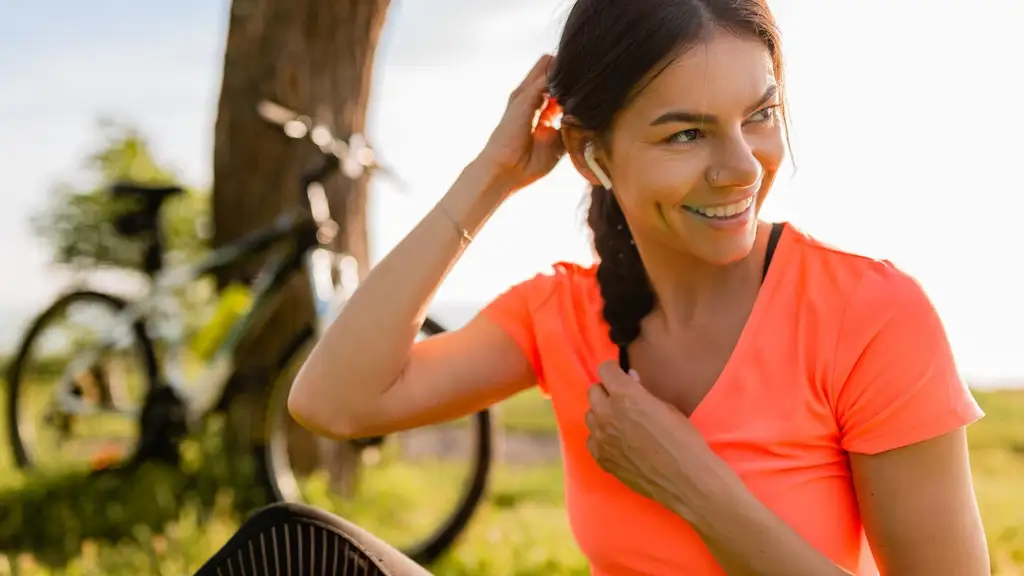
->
<box><xmin>256</xmin><ymin>100</ymin><xmax>388</xmax><ymax>241</ymax></box>
<box><xmin>255</xmin><ymin>100</ymin><xmax>409</xmax><ymax>249</ymax></box>
<box><xmin>256</xmin><ymin>100</ymin><xmax>381</xmax><ymax>181</ymax></box>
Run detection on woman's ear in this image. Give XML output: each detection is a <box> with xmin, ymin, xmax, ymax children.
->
<box><xmin>561</xmin><ymin>119</ymin><xmax>609</xmax><ymax>188</ymax></box>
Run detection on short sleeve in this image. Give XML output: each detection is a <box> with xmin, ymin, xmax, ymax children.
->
<box><xmin>832</xmin><ymin>266</ymin><xmax>983</xmax><ymax>455</ymax></box>
<box><xmin>479</xmin><ymin>276</ymin><xmax>547</xmax><ymax>391</ymax></box>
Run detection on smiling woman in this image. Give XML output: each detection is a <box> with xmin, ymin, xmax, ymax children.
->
<box><xmin>266</xmin><ymin>0</ymin><xmax>992</xmax><ymax>575</ymax></box>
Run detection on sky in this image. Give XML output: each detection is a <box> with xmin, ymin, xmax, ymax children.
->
<box><xmin>0</xmin><ymin>0</ymin><xmax>1022</xmax><ymax>382</ymax></box>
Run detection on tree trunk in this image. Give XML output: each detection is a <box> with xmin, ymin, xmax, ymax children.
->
<box><xmin>210</xmin><ymin>0</ymin><xmax>390</xmax><ymax>461</ymax></box>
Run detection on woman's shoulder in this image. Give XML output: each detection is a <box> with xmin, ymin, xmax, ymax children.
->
<box><xmin>783</xmin><ymin>223</ymin><xmax>922</xmax><ymax>300</ymax></box>
<box><xmin>781</xmin><ymin>223</ymin><xmax>941</xmax><ymax>348</ymax></box>
<box><xmin>480</xmin><ymin>260</ymin><xmax>602</xmax><ymax>371</ymax></box>
<box><xmin>500</xmin><ymin>260</ymin><xmax>599</xmax><ymax>311</ymax></box>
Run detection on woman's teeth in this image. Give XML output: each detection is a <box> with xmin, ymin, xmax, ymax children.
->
<box><xmin>683</xmin><ymin>196</ymin><xmax>754</xmax><ymax>219</ymax></box>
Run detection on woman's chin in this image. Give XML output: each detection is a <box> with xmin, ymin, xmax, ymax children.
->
<box><xmin>672</xmin><ymin>211</ymin><xmax>760</xmax><ymax>266</ymax></box>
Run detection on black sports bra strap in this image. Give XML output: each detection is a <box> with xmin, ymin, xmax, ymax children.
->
<box><xmin>617</xmin><ymin>222</ymin><xmax>785</xmax><ymax>373</ymax></box>
<box><xmin>762</xmin><ymin>221</ymin><xmax>785</xmax><ymax>282</ymax></box>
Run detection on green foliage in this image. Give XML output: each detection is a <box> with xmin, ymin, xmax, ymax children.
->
<box><xmin>29</xmin><ymin>118</ymin><xmax>211</xmax><ymax>274</ymax></box>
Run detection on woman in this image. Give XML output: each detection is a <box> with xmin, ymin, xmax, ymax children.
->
<box><xmin>288</xmin><ymin>1</ymin><xmax>991</xmax><ymax>574</ymax></box>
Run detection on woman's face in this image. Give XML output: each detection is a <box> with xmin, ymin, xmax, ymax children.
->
<box><xmin>599</xmin><ymin>28</ymin><xmax>785</xmax><ymax>266</ymax></box>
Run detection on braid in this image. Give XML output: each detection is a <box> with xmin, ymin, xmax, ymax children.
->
<box><xmin>587</xmin><ymin>185</ymin><xmax>655</xmax><ymax>352</ymax></box>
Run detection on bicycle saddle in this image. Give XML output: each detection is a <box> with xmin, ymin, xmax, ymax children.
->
<box><xmin>109</xmin><ymin>182</ymin><xmax>185</xmax><ymax>238</ymax></box>
<box><xmin>110</xmin><ymin>182</ymin><xmax>184</xmax><ymax>199</ymax></box>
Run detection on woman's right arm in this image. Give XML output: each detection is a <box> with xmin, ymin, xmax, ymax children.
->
<box><xmin>288</xmin><ymin>54</ymin><xmax>564</xmax><ymax>439</ymax></box>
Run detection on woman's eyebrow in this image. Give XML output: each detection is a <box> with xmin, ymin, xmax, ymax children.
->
<box><xmin>648</xmin><ymin>84</ymin><xmax>779</xmax><ymax>127</ymax></box>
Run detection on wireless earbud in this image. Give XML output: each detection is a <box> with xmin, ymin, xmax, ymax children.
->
<box><xmin>583</xmin><ymin>143</ymin><xmax>613</xmax><ymax>190</ymax></box>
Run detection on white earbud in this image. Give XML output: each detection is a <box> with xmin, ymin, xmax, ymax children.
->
<box><xmin>583</xmin><ymin>143</ymin><xmax>613</xmax><ymax>190</ymax></box>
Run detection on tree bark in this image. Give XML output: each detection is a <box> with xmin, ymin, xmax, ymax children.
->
<box><xmin>210</xmin><ymin>0</ymin><xmax>390</xmax><ymax>456</ymax></box>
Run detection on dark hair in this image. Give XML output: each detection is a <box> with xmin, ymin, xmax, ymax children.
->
<box><xmin>547</xmin><ymin>0</ymin><xmax>785</xmax><ymax>356</ymax></box>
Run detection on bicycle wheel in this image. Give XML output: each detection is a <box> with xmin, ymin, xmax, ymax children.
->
<box><xmin>5</xmin><ymin>290</ymin><xmax>157</xmax><ymax>474</ymax></box>
<box><xmin>251</xmin><ymin>318</ymin><xmax>493</xmax><ymax>566</ymax></box>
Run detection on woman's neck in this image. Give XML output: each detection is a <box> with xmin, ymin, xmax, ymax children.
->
<box><xmin>639</xmin><ymin>222</ymin><xmax>772</xmax><ymax>328</ymax></box>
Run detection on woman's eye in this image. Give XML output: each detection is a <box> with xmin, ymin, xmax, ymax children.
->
<box><xmin>748</xmin><ymin>106</ymin><xmax>778</xmax><ymax>124</ymax></box>
<box><xmin>666</xmin><ymin>107</ymin><xmax>778</xmax><ymax>144</ymax></box>
<box><xmin>667</xmin><ymin>128</ymin><xmax>702</xmax><ymax>144</ymax></box>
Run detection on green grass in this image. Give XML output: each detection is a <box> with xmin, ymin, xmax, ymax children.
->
<box><xmin>0</xmin><ymin>384</ymin><xmax>585</xmax><ymax>575</ymax></box>
<box><xmin>0</xmin><ymin>384</ymin><xmax>1022</xmax><ymax>575</ymax></box>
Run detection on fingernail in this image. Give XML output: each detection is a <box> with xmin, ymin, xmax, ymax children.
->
<box><xmin>628</xmin><ymin>369</ymin><xmax>640</xmax><ymax>382</ymax></box>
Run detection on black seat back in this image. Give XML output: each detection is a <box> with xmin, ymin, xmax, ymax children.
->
<box><xmin>191</xmin><ymin>503</ymin><xmax>433</xmax><ymax>576</ymax></box>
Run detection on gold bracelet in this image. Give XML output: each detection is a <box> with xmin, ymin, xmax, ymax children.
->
<box><xmin>437</xmin><ymin>201</ymin><xmax>473</xmax><ymax>249</ymax></box>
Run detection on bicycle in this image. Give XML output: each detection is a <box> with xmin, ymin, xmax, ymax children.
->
<box><xmin>4</xmin><ymin>100</ymin><xmax>494</xmax><ymax>565</ymax></box>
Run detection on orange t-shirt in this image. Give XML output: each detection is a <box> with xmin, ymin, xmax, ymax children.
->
<box><xmin>481</xmin><ymin>223</ymin><xmax>983</xmax><ymax>576</ymax></box>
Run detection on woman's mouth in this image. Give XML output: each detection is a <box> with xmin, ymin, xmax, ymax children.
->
<box><xmin>682</xmin><ymin>195</ymin><xmax>754</xmax><ymax>221</ymax></box>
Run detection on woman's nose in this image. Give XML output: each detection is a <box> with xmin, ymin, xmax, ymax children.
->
<box><xmin>705</xmin><ymin>133</ymin><xmax>762</xmax><ymax>190</ymax></box>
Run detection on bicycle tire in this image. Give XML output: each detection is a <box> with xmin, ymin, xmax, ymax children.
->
<box><xmin>5</xmin><ymin>290</ymin><xmax>158</xmax><ymax>470</ymax></box>
<box><xmin>251</xmin><ymin>317</ymin><xmax>493</xmax><ymax>566</ymax></box>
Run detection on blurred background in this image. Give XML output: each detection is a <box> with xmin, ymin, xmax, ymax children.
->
<box><xmin>0</xmin><ymin>0</ymin><xmax>1022</xmax><ymax>574</ymax></box>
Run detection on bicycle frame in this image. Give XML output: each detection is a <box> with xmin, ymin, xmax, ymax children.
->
<box><xmin>54</xmin><ymin>210</ymin><xmax>344</xmax><ymax>420</ymax></box>
<box><xmin>53</xmin><ymin>100</ymin><xmax>375</xmax><ymax>423</ymax></box>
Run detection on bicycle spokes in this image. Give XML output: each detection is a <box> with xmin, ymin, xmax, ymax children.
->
<box><xmin>12</xmin><ymin>293</ymin><xmax>150</xmax><ymax>474</ymax></box>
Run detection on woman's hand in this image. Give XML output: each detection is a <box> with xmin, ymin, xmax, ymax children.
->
<box><xmin>585</xmin><ymin>361</ymin><xmax>732</xmax><ymax>517</ymax></box>
<box><xmin>475</xmin><ymin>53</ymin><xmax>564</xmax><ymax>194</ymax></box>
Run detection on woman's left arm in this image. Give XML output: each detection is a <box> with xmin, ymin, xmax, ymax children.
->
<box><xmin>666</xmin><ymin>429</ymin><xmax>989</xmax><ymax>575</ymax></box>
<box><xmin>849</xmin><ymin>428</ymin><xmax>989</xmax><ymax>575</ymax></box>
<box><xmin>833</xmin><ymin>267</ymin><xmax>990</xmax><ymax>575</ymax></box>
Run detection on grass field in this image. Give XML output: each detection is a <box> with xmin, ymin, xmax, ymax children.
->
<box><xmin>0</xmin><ymin>384</ymin><xmax>1022</xmax><ymax>575</ymax></box>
